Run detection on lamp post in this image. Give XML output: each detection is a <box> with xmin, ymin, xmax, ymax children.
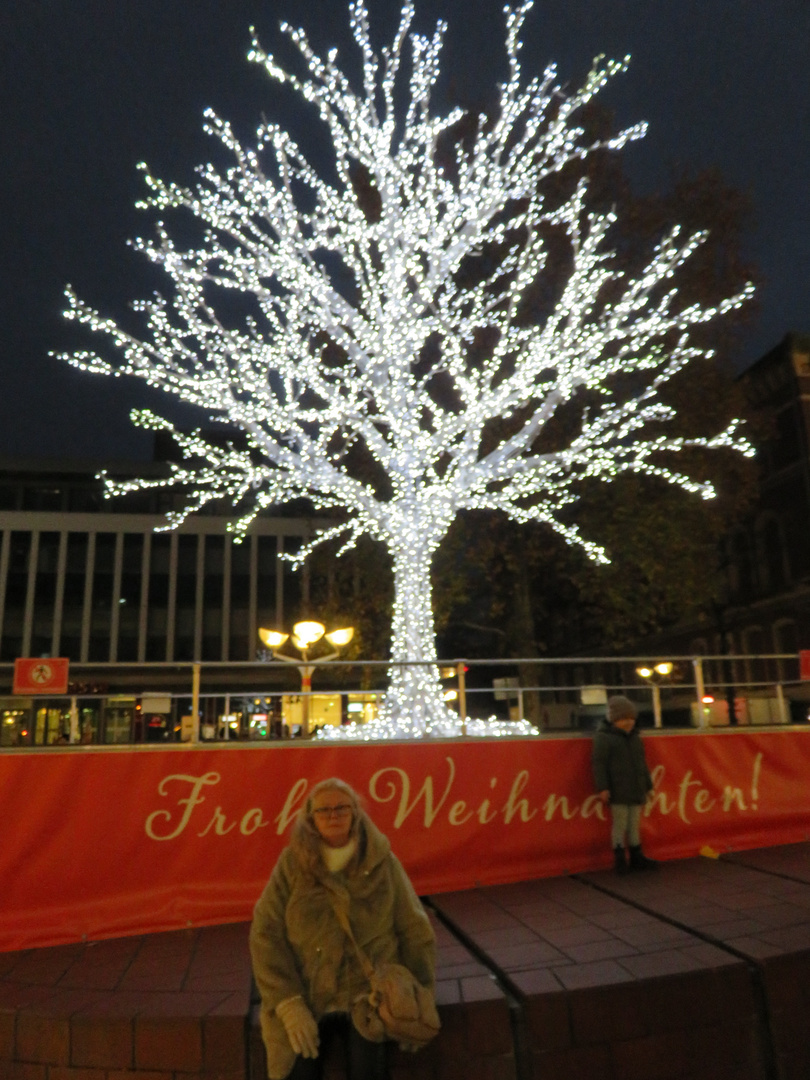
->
<box><xmin>258</xmin><ymin>621</ymin><xmax>354</xmax><ymax>737</ymax></box>
<box><xmin>636</xmin><ymin>662</ymin><xmax>674</xmax><ymax>729</ymax></box>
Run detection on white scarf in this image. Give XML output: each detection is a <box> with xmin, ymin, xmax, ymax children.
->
<box><xmin>320</xmin><ymin>837</ymin><xmax>357</xmax><ymax>873</ymax></box>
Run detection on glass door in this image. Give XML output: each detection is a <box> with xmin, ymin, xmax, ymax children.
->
<box><xmin>103</xmin><ymin>700</ymin><xmax>135</xmax><ymax>744</ymax></box>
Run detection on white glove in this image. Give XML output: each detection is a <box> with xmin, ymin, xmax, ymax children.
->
<box><xmin>276</xmin><ymin>996</ymin><xmax>320</xmax><ymax>1059</ymax></box>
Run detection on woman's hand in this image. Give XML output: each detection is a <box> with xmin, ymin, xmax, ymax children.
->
<box><xmin>598</xmin><ymin>790</ymin><xmax>610</xmax><ymax>804</ymax></box>
<box><xmin>276</xmin><ymin>996</ymin><xmax>320</xmax><ymax>1058</ymax></box>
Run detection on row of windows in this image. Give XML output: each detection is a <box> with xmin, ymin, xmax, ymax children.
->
<box><xmin>725</xmin><ymin>513</ymin><xmax>791</xmax><ymax>599</ymax></box>
<box><xmin>691</xmin><ymin>619</ymin><xmax>799</xmax><ymax>686</ymax></box>
<box><xmin>0</xmin><ymin>529</ymin><xmax>310</xmax><ymax>663</ymax></box>
<box><xmin>0</xmin><ymin>483</ymin><xmax>194</xmax><ymax>515</ymax></box>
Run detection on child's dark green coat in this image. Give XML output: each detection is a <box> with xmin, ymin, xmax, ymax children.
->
<box><xmin>592</xmin><ymin>719</ymin><xmax>653</xmax><ymax>805</ymax></box>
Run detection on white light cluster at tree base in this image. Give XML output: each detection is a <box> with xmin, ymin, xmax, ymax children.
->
<box><xmin>56</xmin><ymin>0</ymin><xmax>754</xmax><ymax>740</ymax></box>
<box><xmin>316</xmin><ymin>715</ymin><xmax>540</xmax><ymax>741</ymax></box>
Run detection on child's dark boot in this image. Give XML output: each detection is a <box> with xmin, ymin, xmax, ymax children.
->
<box><xmin>628</xmin><ymin>845</ymin><xmax>659</xmax><ymax>871</ymax></box>
<box><xmin>613</xmin><ymin>846</ymin><xmax>630</xmax><ymax>874</ymax></box>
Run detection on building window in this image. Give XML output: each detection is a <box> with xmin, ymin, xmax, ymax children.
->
<box><xmin>758</xmin><ymin>515</ymin><xmax>789</xmax><ymax>592</ymax></box>
<box><xmin>0</xmin><ymin>532</ymin><xmax>31</xmax><ymax>661</ymax></box>
<box><xmin>147</xmin><ymin>535</ymin><xmax>171</xmax><ymax>661</ymax></box>
<box><xmin>61</xmin><ymin>533</ymin><xmax>89</xmax><ymax>662</ymax></box>
<box><xmin>256</xmin><ymin>536</ymin><xmax>278</xmax><ymax>637</ymax></box>
<box><xmin>727</xmin><ymin>531</ymin><xmax>755</xmax><ymax>598</ymax></box>
<box><xmin>742</xmin><ymin>626</ymin><xmax>770</xmax><ymax>684</ymax></box>
<box><xmin>88</xmin><ymin>533</ymin><xmax>116</xmax><ymax>662</ymax></box>
<box><xmin>22</xmin><ymin>487</ymin><xmax>63</xmax><ymax>512</ymax></box>
<box><xmin>174</xmin><ymin>535</ymin><xmax>198</xmax><ymax>662</ymax></box>
<box><xmin>282</xmin><ymin>536</ymin><xmax>305</xmax><ymax>627</ymax></box>
<box><xmin>773</xmin><ymin>620</ymin><xmax>798</xmax><ymax>683</ymax></box>
<box><xmin>0</xmin><ymin>486</ymin><xmax>19</xmax><ymax>510</ymax></box>
<box><xmin>118</xmin><ymin>535</ymin><xmax>144</xmax><ymax>662</ymax></box>
<box><xmin>229</xmin><ymin>538</ymin><xmax>251</xmax><ymax>660</ymax></box>
<box><xmin>202</xmin><ymin>535</ymin><xmax>224</xmax><ymax>661</ymax></box>
<box><xmin>31</xmin><ymin>532</ymin><xmax>60</xmax><ymax>657</ymax></box>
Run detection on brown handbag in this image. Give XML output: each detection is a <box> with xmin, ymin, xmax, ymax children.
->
<box><xmin>330</xmin><ymin>899</ymin><xmax>441</xmax><ymax>1047</ymax></box>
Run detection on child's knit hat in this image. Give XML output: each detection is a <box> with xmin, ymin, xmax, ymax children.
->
<box><xmin>607</xmin><ymin>695</ymin><xmax>637</xmax><ymax>723</ymax></box>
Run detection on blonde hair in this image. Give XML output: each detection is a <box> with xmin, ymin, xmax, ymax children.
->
<box><xmin>290</xmin><ymin>777</ymin><xmax>366</xmax><ymax>876</ymax></box>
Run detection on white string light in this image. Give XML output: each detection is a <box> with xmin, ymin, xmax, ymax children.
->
<box><xmin>54</xmin><ymin>1</ymin><xmax>754</xmax><ymax>739</ymax></box>
<box><xmin>316</xmin><ymin>714</ymin><xmax>540</xmax><ymax>741</ymax></box>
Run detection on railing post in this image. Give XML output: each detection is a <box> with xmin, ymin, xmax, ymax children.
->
<box><xmin>300</xmin><ymin>665</ymin><xmax>314</xmax><ymax>737</ymax></box>
<box><xmin>776</xmin><ymin>682</ymin><xmax>789</xmax><ymax>725</ymax></box>
<box><xmin>68</xmin><ymin>696</ymin><xmax>79</xmax><ymax>744</ymax></box>
<box><xmin>692</xmin><ymin>657</ymin><xmax>707</xmax><ymax>728</ymax></box>
<box><xmin>457</xmin><ymin>661</ymin><xmax>467</xmax><ymax>735</ymax></box>
<box><xmin>652</xmin><ymin>682</ymin><xmax>662</xmax><ymax>729</ymax></box>
<box><xmin>191</xmin><ymin>663</ymin><xmax>201</xmax><ymax>742</ymax></box>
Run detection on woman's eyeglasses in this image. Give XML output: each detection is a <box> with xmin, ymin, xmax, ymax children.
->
<box><xmin>312</xmin><ymin>804</ymin><xmax>353</xmax><ymax>819</ymax></box>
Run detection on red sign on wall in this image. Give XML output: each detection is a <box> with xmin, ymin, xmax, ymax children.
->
<box><xmin>13</xmin><ymin>657</ymin><xmax>69</xmax><ymax>695</ymax></box>
<box><xmin>800</xmin><ymin>650</ymin><xmax>810</xmax><ymax>680</ymax></box>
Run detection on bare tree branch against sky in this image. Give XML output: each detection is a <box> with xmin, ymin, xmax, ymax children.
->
<box><xmin>0</xmin><ymin>0</ymin><xmax>808</xmax><ymax>461</ymax></box>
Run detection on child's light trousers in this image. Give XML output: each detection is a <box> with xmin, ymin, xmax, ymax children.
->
<box><xmin>610</xmin><ymin>803</ymin><xmax>642</xmax><ymax>847</ymax></box>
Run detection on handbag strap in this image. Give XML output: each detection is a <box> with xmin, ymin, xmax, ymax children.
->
<box><xmin>326</xmin><ymin>890</ymin><xmax>376</xmax><ymax>981</ymax></box>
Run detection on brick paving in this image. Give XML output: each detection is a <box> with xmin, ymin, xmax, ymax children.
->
<box><xmin>584</xmin><ymin>848</ymin><xmax>810</xmax><ymax>1080</ymax></box>
<box><xmin>726</xmin><ymin>840</ymin><xmax>810</xmax><ymax>884</ymax></box>
<box><xmin>3</xmin><ymin>843</ymin><xmax>810</xmax><ymax>1079</ymax></box>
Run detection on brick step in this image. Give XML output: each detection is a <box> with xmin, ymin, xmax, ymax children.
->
<box><xmin>247</xmin><ymin>910</ymin><xmax>516</xmax><ymax>1080</ymax></box>
<box><xmin>0</xmin><ymin>923</ymin><xmax>252</xmax><ymax>1079</ymax></box>
<box><xmin>582</xmin><ymin>846</ymin><xmax>810</xmax><ymax>1080</ymax></box>
<box><xmin>433</xmin><ymin>873</ymin><xmax>763</xmax><ymax>1080</ymax></box>
<box><xmin>5</xmin><ymin>844</ymin><xmax>810</xmax><ymax>1080</ymax></box>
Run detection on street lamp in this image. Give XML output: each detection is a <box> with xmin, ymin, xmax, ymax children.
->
<box><xmin>258</xmin><ymin>620</ymin><xmax>354</xmax><ymax>736</ymax></box>
<box><xmin>636</xmin><ymin>662</ymin><xmax>674</xmax><ymax>728</ymax></box>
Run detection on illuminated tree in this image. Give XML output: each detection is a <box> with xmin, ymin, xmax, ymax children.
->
<box><xmin>59</xmin><ymin>0</ymin><xmax>753</xmax><ymax>737</ymax></box>
<box><xmin>435</xmin><ymin>168</ymin><xmax>761</xmax><ymax>697</ymax></box>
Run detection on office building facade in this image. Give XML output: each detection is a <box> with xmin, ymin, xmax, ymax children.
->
<box><xmin>0</xmin><ymin>510</ymin><xmax>313</xmax><ymax>666</ymax></box>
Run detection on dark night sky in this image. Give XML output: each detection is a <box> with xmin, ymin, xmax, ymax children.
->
<box><xmin>1</xmin><ymin>0</ymin><xmax>808</xmax><ymax>462</ymax></box>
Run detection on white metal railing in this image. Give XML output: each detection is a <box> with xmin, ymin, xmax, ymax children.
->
<box><xmin>0</xmin><ymin>652</ymin><xmax>807</xmax><ymax>746</ymax></box>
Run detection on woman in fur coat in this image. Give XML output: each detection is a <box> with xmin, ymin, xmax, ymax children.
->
<box><xmin>250</xmin><ymin>777</ymin><xmax>437</xmax><ymax>1080</ymax></box>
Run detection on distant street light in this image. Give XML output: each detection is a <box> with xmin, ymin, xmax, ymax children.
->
<box><xmin>637</xmin><ymin>662</ymin><xmax>673</xmax><ymax>680</ymax></box>
<box><xmin>636</xmin><ymin>661</ymin><xmax>675</xmax><ymax>728</ymax></box>
<box><xmin>258</xmin><ymin>620</ymin><xmax>354</xmax><ymax>736</ymax></box>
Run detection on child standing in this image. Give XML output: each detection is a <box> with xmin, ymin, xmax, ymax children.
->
<box><xmin>592</xmin><ymin>695</ymin><xmax>658</xmax><ymax>874</ymax></box>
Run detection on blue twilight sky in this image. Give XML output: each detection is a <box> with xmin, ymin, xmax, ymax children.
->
<box><xmin>0</xmin><ymin>0</ymin><xmax>807</xmax><ymax>461</ymax></box>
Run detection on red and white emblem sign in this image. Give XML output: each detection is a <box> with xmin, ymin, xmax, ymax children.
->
<box><xmin>13</xmin><ymin>658</ymin><xmax>70</xmax><ymax>695</ymax></box>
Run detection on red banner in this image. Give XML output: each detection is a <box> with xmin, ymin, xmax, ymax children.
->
<box><xmin>1</xmin><ymin>729</ymin><xmax>810</xmax><ymax>952</ymax></box>
<box><xmin>12</xmin><ymin>657</ymin><xmax>69</xmax><ymax>695</ymax></box>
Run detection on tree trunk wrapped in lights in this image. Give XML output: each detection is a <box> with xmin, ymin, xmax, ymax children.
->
<box><xmin>57</xmin><ymin>0</ymin><xmax>754</xmax><ymax>737</ymax></box>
